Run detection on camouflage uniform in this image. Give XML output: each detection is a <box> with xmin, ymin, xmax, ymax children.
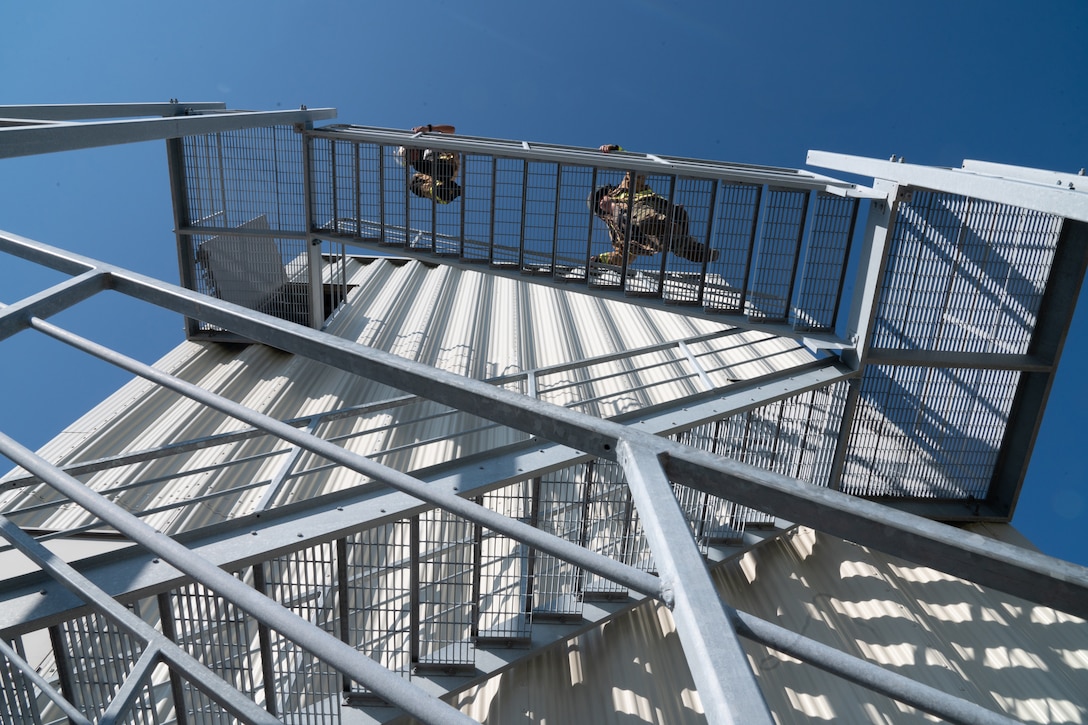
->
<box><xmin>596</xmin><ymin>184</ymin><xmax>717</xmax><ymax>263</ymax></box>
<box><xmin>405</xmin><ymin>148</ymin><xmax>462</xmax><ymax>204</ymax></box>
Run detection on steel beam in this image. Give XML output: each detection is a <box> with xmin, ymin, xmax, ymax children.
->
<box><xmin>617</xmin><ymin>440</ymin><xmax>774</xmax><ymax>725</ymax></box>
<box><xmin>0</xmin><ymin>108</ymin><xmax>337</xmax><ymax>159</ymax></box>
<box><xmin>0</xmin><ymin>270</ymin><xmax>109</xmax><ymax>341</ymax></box>
<box><xmin>808</xmin><ymin>150</ymin><xmax>1088</xmax><ymax>224</ymax></box>
<box><xmin>315</xmin><ymin>126</ymin><xmax>876</xmax><ymax>196</ymax></box>
<box><xmin>0</xmin><ymin>102</ymin><xmax>226</xmax><ymax>120</ymax></box>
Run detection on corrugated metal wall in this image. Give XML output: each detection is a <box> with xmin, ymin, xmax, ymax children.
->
<box><xmin>1</xmin><ymin>257</ymin><xmax>813</xmax><ymax>536</ymax></box>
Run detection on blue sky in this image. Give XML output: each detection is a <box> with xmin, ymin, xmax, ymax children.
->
<box><xmin>1</xmin><ymin>1</ymin><xmax>1085</xmax><ymax>568</ymax></box>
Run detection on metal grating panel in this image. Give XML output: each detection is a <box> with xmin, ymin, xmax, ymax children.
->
<box><xmin>54</xmin><ymin>612</ymin><xmax>146</xmax><ymax>721</ymax></box>
<box><xmin>582</xmin><ymin>459</ymin><xmax>652</xmax><ymax>597</ymax></box>
<box><xmin>795</xmin><ymin>193</ymin><xmax>858</xmax><ymax>332</ymax></box>
<box><xmin>166</xmin><ymin>580</ymin><xmax>263</xmax><ymax>721</ymax></box>
<box><xmin>259</xmin><ymin>545</ymin><xmax>341</xmax><ymax>723</ymax></box>
<box><xmin>416</xmin><ymin>510</ymin><xmax>475</xmax><ymax>668</ymax></box>
<box><xmin>477</xmin><ymin>483</ymin><xmax>534</xmax><ymax>641</ymax></box>
<box><xmin>532</xmin><ymin>464</ymin><xmax>590</xmax><ymax>617</ymax></box>
<box><xmin>1</xmin><ymin>637</ymin><xmax>45</xmax><ymax>725</ymax></box>
<box><xmin>842</xmin><ymin>365</ymin><xmax>1020</xmax><ymax>499</ymax></box>
<box><xmin>873</xmin><ymin>192</ymin><xmax>1061</xmax><ymax>354</ymax></box>
<box><xmin>748</xmin><ymin>188</ymin><xmax>809</xmax><ymax>322</ymax></box>
<box><xmin>180</xmin><ymin>126</ymin><xmax>307</xmax><ymax>234</ymax></box>
<box><xmin>344</xmin><ymin>522</ymin><xmax>413</xmax><ymax>685</ymax></box>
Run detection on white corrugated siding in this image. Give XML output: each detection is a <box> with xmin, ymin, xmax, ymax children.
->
<box><xmin>0</xmin><ymin>257</ymin><xmax>813</xmax><ymax>534</ymax></box>
<box><xmin>434</xmin><ymin>525</ymin><xmax>1088</xmax><ymax>724</ymax></box>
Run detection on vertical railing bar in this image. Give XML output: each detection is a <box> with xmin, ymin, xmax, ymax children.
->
<box><xmin>785</xmin><ymin>189</ymin><xmax>813</xmax><ymax>325</ymax></box>
<box><xmin>251</xmin><ymin>563</ymin><xmax>279</xmax><ymax>717</ymax></box>
<box><xmin>471</xmin><ymin>498</ymin><xmax>484</xmax><ymax>639</ymax></box>
<box><xmin>656</xmin><ymin>174</ymin><xmax>677</xmax><ymax>292</ymax></box>
<box><xmin>410</xmin><ymin>516</ymin><xmax>421</xmax><ymax>668</ymax></box>
<box><xmin>459</xmin><ymin>153</ymin><xmax>467</xmax><ymax>258</ymax></box>
<box><xmin>518</xmin><ymin>159</ymin><xmax>529</xmax><ymax>268</ymax></box>
<box><xmin>330</xmin><ymin>138</ymin><xmax>339</xmax><ymax>232</ymax></box>
<box><xmin>301</xmin><ymin>130</ymin><xmax>324</xmax><ymax>329</ymax></box>
<box><xmin>353</xmin><ymin>141</ymin><xmax>360</xmax><ymax>237</ymax></box>
<box><xmin>48</xmin><ymin>625</ymin><xmax>79</xmax><ymax>716</ymax></box>
<box><xmin>618</xmin><ymin>167</ymin><xmax>637</xmax><ymax>286</ymax></box>
<box><xmin>156</xmin><ymin>591</ymin><xmax>191</xmax><ymax>725</ymax></box>
<box><xmin>699</xmin><ymin>178</ymin><xmax>720</xmax><ymax>306</ymax></box>
<box><xmin>430</xmin><ymin>154</ymin><xmax>438</xmax><ymax>253</ymax></box>
<box><xmin>586</xmin><ymin>167</ymin><xmax>599</xmax><ymax>273</ymax></box>
<box><xmin>551</xmin><ymin>163</ymin><xmax>562</xmax><ymax>275</ymax></box>
<box><xmin>403</xmin><ymin>143</ymin><xmax>412</xmax><ymax>250</ymax></box>
<box><xmin>524</xmin><ymin>477</ymin><xmax>542</xmax><ymax>620</ymax></box>
<box><xmin>739</xmin><ymin>184</ymin><xmax>764</xmax><ymax>314</ymax></box>
<box><xmin>336</xmin><ymin>537</ymin><xmax>353</xmax><ymax>696</ymax></box>
<box><xmin>489</xmin><ymin>156</ymin><xmax>498</xmax><ymax>265</ymax></box>
<box><xmin>831</xmin><ymin>197</ymin><xmax>860</xmax><ymax>333</ymax></box>
<box><xmin>378</xmin><ymin>142</ymin><xmax>386</xmax><ymax>238</ymax></box>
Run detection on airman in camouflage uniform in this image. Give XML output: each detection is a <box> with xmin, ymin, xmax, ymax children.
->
<box><xmin>589</xmin><ymin>144</ymin><xmax>718</xmax><ymax>266</ymax></box>
<box><xmin>402</xmin><ymin>124</ymin><xmax>462</xmax><ymax>204</ymax></box>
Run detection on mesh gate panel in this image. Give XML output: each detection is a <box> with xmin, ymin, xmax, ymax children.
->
<box><xmin>260</xmin><ymin>544</ymin><xmax>340</xmax><ymax>724</ymax></box>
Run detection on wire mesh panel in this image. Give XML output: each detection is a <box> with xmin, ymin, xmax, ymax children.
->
<box><xmin>581</xmin><ymin>459</ymin><xmax>653</xmax><ymax>597</ymax></box>
<box><xmin>52</xmin><ymin>611</ymin><xmax>146</xmax><ymax>722</ymax></box>
<box><xmin>490</xmin><ymin>157</ymin><xmax>526</xmax><ymax>267</ymax></box>
<box><xmin>180</xmin><ymin>126</ymin><xmax>307</xmax><ymax>234</ymax></box>
<box><xmin>662</xmin><ymin>176</ymin><xmax>719</xmax><ymax>304</ymax></box>
<box><xmin>521</xmin><ymin>161</ymin><xmax>560</xmax><ymax>270</ymax></box>
<box><xmin>456</xmin><ymin>153</ymin><xmax>494</xmax><ymax>262</ymax></box>
<box><xmin>532</xmin><ymin>464</ymin><xmax>590</xmax><ymax>617</ymax></box>
<box><xmin>343</xmin><ymin>522</ymin><xmax>413</xmax><ymax>693</ymax></box>
<box><xmin>259</xmin><ymin>544</ymin><xmax>341</xmax><ymax>724</ymax></box>
<box><xmin>1</xmin><ymin>637</ymin><xmax>45</xmax><ymax>725</ymax></box>
<box><xmin>554</xmin><ymin>164</ymin><xmax>595</xmax><ymax>274</ymax></box>
<box><xmin>842</xmin><ymin>365</ymin><xmax>1019</xmax><ymax>499</ymax></box>
<box><xmin>476</xmin><ymin>482</ymin><xmax>534</xmax><ymax>642</ymax></box>
<box><xmin>165</xmin><ymin>580</ymin><xmax>264</xmax><ymax>723</ymax></box>
<box><xmin>873</xmin><ymin>192</ymin><xmax>1061</xmax><ymax>354</ymax></box>
<box><xmin>748</xmin><ymin>188</ymin><xmax>809</xmax><ymax>322</ymax></box>
<box><xmin>186</xmin><ymin>227</ymin><xmax>313</xmax><ymax>333</ymax></box>
<box><xmin>794</xmin><ymin>193</ymin><xmax>858</xmax><ymax>332</ymax></box>
<box><xmin>416</xmin><ymin>509</ymin><xmax>476</xmax><ymax>669</ymax></box>
<box><xmin>704</xmin><ymin>182</ymin><xmax>761</xmax><ymax>313</ymax></box>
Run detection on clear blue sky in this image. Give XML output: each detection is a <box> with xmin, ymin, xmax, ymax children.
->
<box><xmin>2</xmin><ymin>1</ymin><xmax>1085</xmax><ymax>568</ymax></box>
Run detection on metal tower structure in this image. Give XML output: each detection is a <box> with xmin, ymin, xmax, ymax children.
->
<box><xmin>1</xmin><ymin>102</ymin><xmax>1086</xmax><ymax>724</ymax></box>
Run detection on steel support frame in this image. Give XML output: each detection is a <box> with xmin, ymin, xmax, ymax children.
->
<box><xmin>810</xmin><ymin>155</ymin><xmax>1088</xmax><ymax>521</ymax></box>
<box><xmin>0</xmin><ymin>232</ymin><xmax>1045</xmax><ymax>724</ymax></box>
<box><xmin>2</xmin><ymin>228</ymin><xmax>1087</xmax><ymax>617</ymax></box>
<box><xmin>0</xmin><ymin>345</ymin><xmax>1023</xmax><ymax>725</ymax></box>
<box><xmin>616</xmin><ymin>441</ymin><xmax>774</xmax><ymax>725</ymax></box>
<box><xmin>0</xmin><ymin>514</ymin><xmax>284</xmax><ymax>724</ymax></box>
